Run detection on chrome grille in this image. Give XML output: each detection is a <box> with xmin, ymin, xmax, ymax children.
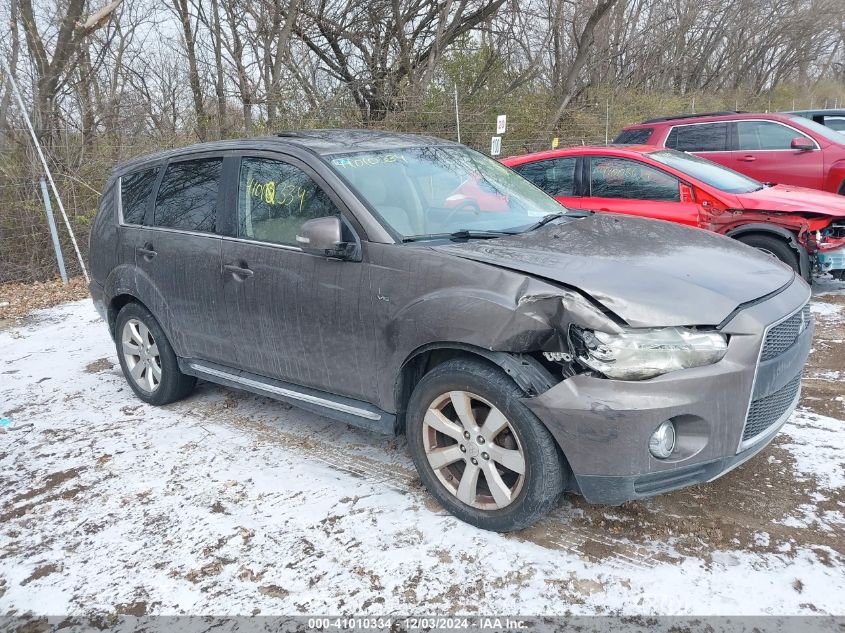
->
<box><xmin>760</xmin><ymin>303</ymin><xmax>811</xmax><ymax>361</ymax></box>
<box><xmin>742</xmin><ymin>375</ymin><xmax>801</xmax><ymax>442</ymax></box>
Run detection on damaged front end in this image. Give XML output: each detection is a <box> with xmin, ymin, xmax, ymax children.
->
<box><xmin>817</xmin><ymin>220</ymin><xmax>845</xmax><ymax>278</ymax></box>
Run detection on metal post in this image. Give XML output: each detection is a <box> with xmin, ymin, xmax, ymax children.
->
<box><xmin>0</xmin><ymin>54</ymin><xmax>89</xmax><ymax>282</ymax></box>
<box><xmin>454</xmin><ymin>83</ymin><xmax>461</xmax><ymax>144</ymax></box>
<box><xmin>39</xmin><ymin>178</ymin><xmax>68</xmax><ymax>283</ymax></box>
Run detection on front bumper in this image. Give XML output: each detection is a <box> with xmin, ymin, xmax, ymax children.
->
<box><xmin>523</xmin><ymin>276</ymin><xmax>812</xmax><ymax>505</ymax></box>
<box><xmin>817</xmin><ymin>245</ymin><xmax>845</xmax><ymax>273</ymax></box>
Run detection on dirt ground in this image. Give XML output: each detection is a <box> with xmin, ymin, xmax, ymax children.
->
<box><xmin>0</xmin><ymin>278</ymin><xmax>843</xmax><ymax>617</ymax></box>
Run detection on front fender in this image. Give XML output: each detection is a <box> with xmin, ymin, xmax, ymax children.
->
<box><xmin>377</xmin><ymin>280</ymin><xmax>619</xmax><ymax>410</ymax></box>
<box><xmin>726</xmin><ymin>223</ymin><xmax>811</xmax><ymax>281</ymax></box>
<box><xmin>822</xmin><ymin>159</ymin><xmax>845</xmax><ymax>194</ymax></box>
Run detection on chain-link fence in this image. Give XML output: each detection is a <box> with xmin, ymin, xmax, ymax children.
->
<box><xmin>2</xmin><ymin>91</ymin><xmax>843</xmax><ymax>285</ymax></box>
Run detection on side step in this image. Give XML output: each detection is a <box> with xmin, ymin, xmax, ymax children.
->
<box><xmin>179</xmin><ymin>359</ymin><xmax>397</xmax><ymax>435</ymax></box>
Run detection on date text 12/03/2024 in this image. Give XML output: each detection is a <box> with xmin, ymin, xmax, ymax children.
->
<box><xmin>307</xmin><ymin>617</ymin><xmax>527</xmax><ymax>630</ymax></box>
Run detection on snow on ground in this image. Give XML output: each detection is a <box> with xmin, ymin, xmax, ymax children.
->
<box><xmin>1</xmin><ymin>288</ymin><xmax>844</xmax><ymax>618</ymax></box>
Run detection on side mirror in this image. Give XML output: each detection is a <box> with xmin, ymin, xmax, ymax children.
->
<box><xmin>296</xmin><ymin>216</ymin><xmax>355</xmax><ymax>259</ymax></box>
<box><xmin>790</xmin><ymin>137</ymin><xmax>815</xmax><ymax>151</ymax></box>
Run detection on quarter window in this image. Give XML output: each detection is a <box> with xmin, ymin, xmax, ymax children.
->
<box><xmin>613</xmin><ymin>128</ymin><xmax>654</xmax><ymax>144</ymax></box>
<box><xmin>154</xmin><ymin>158</ymin><xmax>222</xmax><ymax>232</ymax></box>
<box><xmin>238</xmin><ymin>158</ymin><xmax>340</xmax><ymax>247</ymax></box>
<box><xmin>665</xmin><ymin>123</ymin><xmax>729</xmax><ymax>152</ymax></box>
<box><xmin>120</xmin><ymin>167</ymin><xmax>159</xmax><ymax>225</ymax></box>
<box><xmin>590</xmin><ymin>157</ymin><xmax>680</xmax><ymax>202</ymax></box>
<box><xmin>513</xmin><ymin>157</ymin><xmax>577</xmax><ymax>197</ymax></box>
<box><xmin>737</xmin><ymin>121</ymin><xmax>813</xmax><ymax>150</ymax></box>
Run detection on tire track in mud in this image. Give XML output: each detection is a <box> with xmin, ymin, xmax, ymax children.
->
<box><xmin>182</xmin><ymin>391</ymin><xmax>664</xmax><ymax>571</ymax></box>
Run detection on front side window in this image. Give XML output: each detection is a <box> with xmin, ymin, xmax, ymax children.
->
<box><xmin>589</xmin><ymin>157</ymin><xmax>680</xmax><ymax>202</ymax></box>
<box><xmin>665</xmin><ymin>123</ymin><xmax>729</xmax><ymax>152</ymax></box>
<box><xmin>120</xmin><ymin>167</ymin><xmax>159</xmax><ymax>225</ymax></box>
<box><xmin>513</xmin><ymin>157</ymin><xmax>577</xmax><ymax>197</ymax></box>
<box><xmin>154</xmin><ymin>158</ymin><xmax>222</xmax><ymax>232</ymax></box>
<box><xmin>737</xmin><ymin>121</ymin><xmax>813</xmax><ymax>150</ymax></box>
<box><xmin>328</xmin><ymin>146</ymin><xmax>565</xmax><ymax>239</ymax></box>
<box><xmin>238</xmin><ymin>158</ymin><xmax>340</xmax><ymax>246</ymax></box>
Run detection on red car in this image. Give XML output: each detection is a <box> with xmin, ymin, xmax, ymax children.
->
<box><xmin>613</xmin><ymin>112</ymin><xmax>845</xmax><ymax>195</ymax></box>
<box><xmin>501</xmin><ymin>145</ymin><xmax>845</xmax><ymax>279</ymax></box>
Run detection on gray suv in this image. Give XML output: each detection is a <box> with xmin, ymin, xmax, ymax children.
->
<box><xmin>88</xmin><ymin>130</ymin><xmax>813</xmax><ymax>531</ymax></box>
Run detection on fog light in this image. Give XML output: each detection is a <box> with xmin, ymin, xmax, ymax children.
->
<box><xmin>649</xmin><ymin>420</ymin><xmax>676</xmax><ymax>459</ymax></box>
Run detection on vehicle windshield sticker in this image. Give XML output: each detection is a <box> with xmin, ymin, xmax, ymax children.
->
<box><xmin>331</xmin><ymin>154</ymin><xmax>408</xmax><ymax>169</ymax></box>
<box><xmin>247</xmin><ymin>177</ymin><xmax>306</xmax><ymax>211</ymax></box>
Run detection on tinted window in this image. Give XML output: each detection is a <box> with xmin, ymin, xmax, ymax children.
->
<box><xmin>120</xmin><ymin>167</ymin><xmax>159</xmax><ymax>225</ymax></box>
<box><xmin>154</xmin><ymin>159</ymin><xmax>221</xmax><ymax>232</ymax></box>
<box><xmin>513</xmin><ymin>158</ymin><xmax>577</xmax><ymax>196</ymax></box>
<box><xmin>613</xmin><ymin>128</ymin><xmax>654</xmax><ymax>144</ymax></box>
<box><xmin>665</xmin><ymin>123</ymin><xmax>729</xmax><ymax>152</ymax></box>
<box><xmin>737</xmin><ymin>121</ymin><xmax>813</xmax><ymax>150</ymax></box>
<box><xmin>238</xmin><ymin>158</ymin><xmax>340</xmax><ymax>246</ymax></box>
<box><xmin>649</xmin><ymin>149</ymin><xmax>762</xmax><ymax>194</ymax></box>
<box><xmin>590</xmin><ymin>157</ymin><xmax>680</xmax><ymax>202</ymax></box>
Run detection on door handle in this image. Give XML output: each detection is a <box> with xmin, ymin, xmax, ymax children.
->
<box><xmin>737</xmin><ymin>155</ymin><xmax>756</xmax><ymax>162</ymax></box>
<box><xmin>136</xmin><ymin>244</ymin><xmax>157</xmax><ymax>259</ymax></box>
<box><xmin>223</xmin><ymin>263</ymin><xmax>254</xmax><ymax>278</ymax></box>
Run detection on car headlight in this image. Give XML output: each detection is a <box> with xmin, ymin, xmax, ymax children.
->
<box><xmin>571</xmin><ymin>326</ymin><xmax>727</xmax><ymax>380</ymax></box>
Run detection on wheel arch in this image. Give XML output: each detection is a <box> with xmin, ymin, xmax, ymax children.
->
<box><xmin>726</xmin><ymin>223</ymin><xmax>811</xmax><ymax>281</ymax></box>
<box><xmin>393</xmin><ymin>342</ymin><xmax>557</xmax><ymax>430</ymax></box>
<box><xmin>103</xmin><ymin>265</ymin><xmax>184</xmax><ymax>353</ymax></box>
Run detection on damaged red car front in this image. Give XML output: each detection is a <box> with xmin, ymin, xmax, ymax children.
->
<box><xmin>504</xmin><ymin>146</ymin><xmax>845</xmax><ymax>280</ymax></box>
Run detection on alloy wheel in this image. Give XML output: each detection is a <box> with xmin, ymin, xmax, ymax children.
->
<box><xmin>121</xmin><ymin>318</ymin><xmax>162</xmax><ymax>393</ymax></box>
<box><xmin>422</xmin><ymin>390</ymin><xmax>525</xmax><ymax>510</ymax></box>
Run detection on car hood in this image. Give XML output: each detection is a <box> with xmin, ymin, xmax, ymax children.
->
<box><xmin>737</xmin><ymin>184</ymin><xmax>845</xmax><ymax>217</ymax></box>
<box><xmin>431</xmin><ymin>214</ymin><xmax>795</xmax><ymax>327</ymax></box>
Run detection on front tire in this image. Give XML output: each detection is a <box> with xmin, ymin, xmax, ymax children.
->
<box><xmin>406</xmin><ymin>358</ymin><xmax>565</xmax><ymax>532</ymax></box>
<box><xmin>115</xmin><ymin>302</ymin><xmax>195</xmax><ymax>406</ymax></box>
<box><xmin>736</xmin><ymin>233</ymin><xmax>800</xmax><ymax>274</ymax></box>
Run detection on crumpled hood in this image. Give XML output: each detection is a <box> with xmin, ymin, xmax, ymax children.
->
<box><xmin>737</xmin><ymin>184</ymin><xmax>845</xmax><ymax>217</ymax></box>
<box><xmin>432</xmin><ymin>214</ymin><xmax>795</xmax><ymax>327</ymax></box>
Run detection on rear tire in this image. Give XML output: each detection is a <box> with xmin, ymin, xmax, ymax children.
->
<box><xmin>405</xmin><ymin>357</ymin><xmax>565</xmax><ymax>532</ymax></box>
<box><xmin>736</xmin><ymin>233</ymin><xmax>800</xmax><ymax>274</ymax></box>
<box><xmin>115</xmin><ymin>302</ymin><xmax>196</xmax><ymax>406</ymax></box>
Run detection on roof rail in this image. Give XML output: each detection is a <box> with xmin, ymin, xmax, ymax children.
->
<box><xmin>642</xmin><ymin>111</ymin><xmax>741</xmax><ymax>124</ymax></box>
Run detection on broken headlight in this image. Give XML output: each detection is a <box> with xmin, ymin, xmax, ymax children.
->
<box><xmin>571</xmin><ymin>326</ymin><xmax>727</xmax><ymax>380</ymax></box>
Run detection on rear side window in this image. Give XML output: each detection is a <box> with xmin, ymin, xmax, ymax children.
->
<box><xmin>238</xmin><ymin>158</ymin><xmax>340</xmax><ymax>247</ymax></box>
<box><xmin>513</xmin><ymin>158</ymin><xmax>577</xmax><ymax>196</ymax></box>
<box><xmin>589</xmin><ymin>157</ymin><xmax>680</xmax><ymax>202</ymax></box>
<box><xmin>613</xmin><ymin>128</ymin><xmax>654</xmax><ymax>144</ymax></box>
<box><xmin>823</xmin><ymin>116</ymin><xmax>845</xmax><ymax>132</ymax></box>
<box><xmin>154</xmin><ymin>158</ymin><xmax>222</xmax><ymax>233</ymax></box>
<box><xmin>737</xmin><ymin>121</ymin><xmax>813</xmax><ymax>150</ymax></box>
<box><xmin>665</xmin><ymin>123</ymin><xmax>729</xmax><ymax>152</ymax></box>
<box><xmin>120</xmin><ymin>167</ymin><xmax>159</xmax><ymax>225</ymax></box>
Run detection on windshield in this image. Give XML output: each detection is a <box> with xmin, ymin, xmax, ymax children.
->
<box><xmin>648</xmin><ymin>149</ymin><xmax>763</xmax><ymax>193</ymax></box>
<box><xmin>787</xmin><ymin>115</ymin><xmax>845</xmax><ymax>144</ymax></box>
<box><xmin>327</xmin><ymin>146</ymin><xmax>567</xmax><ymax>239</ymax></box>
